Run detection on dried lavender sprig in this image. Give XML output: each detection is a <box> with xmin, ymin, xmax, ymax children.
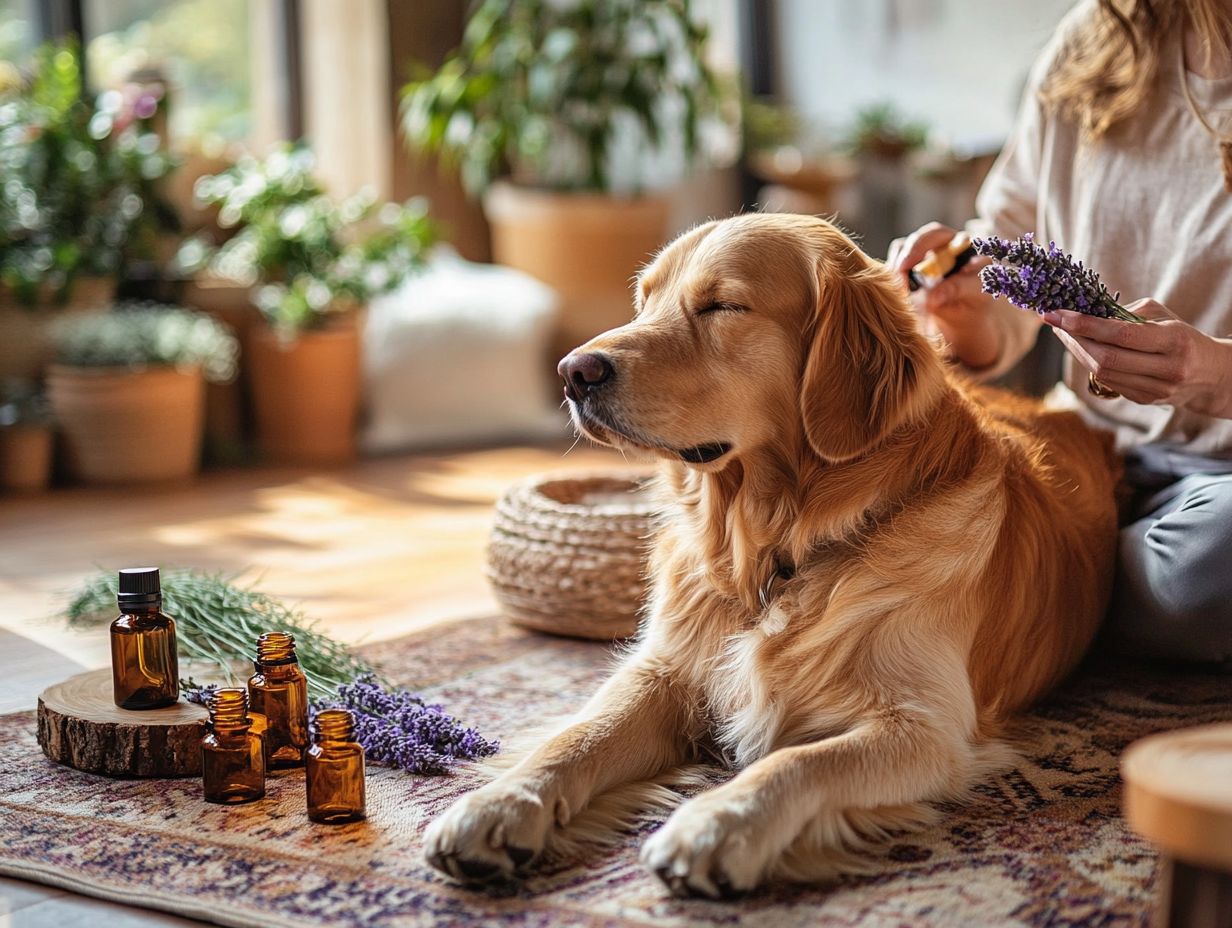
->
<box><xmin>311</xmin><ymin>673</ymin><xmax>499</xmax><ymax>775</ymax></box>
<box><xmin>182</xmin><ymin>679</ymin><xmax>220</xmax><ymax>705</ymax></box>
<box><xmin>972</xmin><ymin>233</ymin><xmax>1144</xmax><ymax>324</ymax></box>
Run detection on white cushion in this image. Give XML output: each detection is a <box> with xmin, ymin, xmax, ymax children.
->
<box><xmin>361</xmin><ymin>248</ymin><xmax>567</xmax><ymax>452</ymax></box>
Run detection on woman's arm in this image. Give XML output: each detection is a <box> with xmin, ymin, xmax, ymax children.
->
<box><xmin>1045</xmin><ymin>300</ymin><xmax>1232</xmax><ymax>418</ymax></box>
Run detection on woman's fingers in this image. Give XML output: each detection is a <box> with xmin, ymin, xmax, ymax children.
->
<box><xmin>1051</xmin><ymin>327</ymin><xmax>1172</xmax><ymax>403</ymax></box>
<box><xmin>1042</xmin><ymin>309</ymin><xmax>1178</xmax><ymax>353</ymax></box>
<box><xmin>922</xmin><ymin>258</ymin><xmax>990</xmax><ymax>315</ymax></box>
<box><xmin>1121</xmin><ymin>298</ymin><xmax>1181</xmax><ymax>323</ymax></box>
<box><xmin>1050</xmin><ymin>326</ymin><xmax>1184</xmax><ymax>383</ymax></box>
<box><xmin>1087</xmin><ymin>369</ymin><xmax>1177</xmax><ymax>405</ymax></box>
<box><xmin>888</xmin><ymin>222</ymin><xmax>958</xmax><ymax>278</ymax></box>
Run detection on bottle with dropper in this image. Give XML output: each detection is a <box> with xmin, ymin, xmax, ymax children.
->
<box><xmin>110</xmin><ymin>567</ymin><xmax>179</xmax><ymax>710</ymax></box>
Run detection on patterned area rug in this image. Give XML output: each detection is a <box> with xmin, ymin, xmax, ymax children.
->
<box><xmin>2</xmin><ymin>616</ymin><xmax>1230</xmax><ymax>928</ymax></box>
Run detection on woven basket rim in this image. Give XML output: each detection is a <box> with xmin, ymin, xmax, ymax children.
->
<box><xmin>509</xmin><ymin>470</ymin><xmax>659</xmax><ymax>516</ymax></box>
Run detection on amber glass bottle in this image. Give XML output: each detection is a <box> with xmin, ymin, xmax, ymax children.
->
<box><xmin>202</xmin><ymin>688</ymin><xmax>265</xmax><ymax>804</ymax></box>
<box><xmin>246</xmin><ymin>709</ymin><xmax>269</xmax><ymax>748</ymax></box>
<box><xmin>247</xmin><ymin>632</ymin><xmax>309</xmax><ymax>769</ymax></box>
<box><xmin>110</xmin><ymin>567</ymin><xmax>179</xmax><ymax>710</ymax></box>
<box><xmin>305</xmin><ymin>709</ymin><xmax>366</xmax><ymax>824</ymax></box>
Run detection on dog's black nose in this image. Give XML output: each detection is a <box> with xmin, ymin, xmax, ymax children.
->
<box><xmin>558</xmin><ymin>352</ymin><xmax>614</xmax><ymax>400</ymax></box>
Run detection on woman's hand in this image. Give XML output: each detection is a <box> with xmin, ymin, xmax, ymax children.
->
<box><xmin>1044</xmin><ymin>299</ymin><xmax>1232</xmax><ymax>418</ymax></box>
<box><xmin>887</xmin><ymin>222</ymin><xmax>1005</xmax><ymax>369</ymax></box>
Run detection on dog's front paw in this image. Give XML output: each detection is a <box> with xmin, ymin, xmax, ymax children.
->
<box><xmin>423</xmin><ymin>782</ymin><xmax>555</xmax><ymax>884</ymax></box>
<box><xmin>640</xmin><ymin>793</ymin><xmax>773</xmax><ymax>899</ymax></box>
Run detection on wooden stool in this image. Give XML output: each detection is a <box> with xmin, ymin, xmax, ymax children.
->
<box><xmin>1123</xmin><ymin>724</ymin><xmax>1232</xmax><ymax>928</ymax></box>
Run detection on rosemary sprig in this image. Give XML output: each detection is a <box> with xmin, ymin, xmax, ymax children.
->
<box><xmin>64</xmin><ymin>570</ymin><xmax>382</xmax><ymax>701</ymax></box>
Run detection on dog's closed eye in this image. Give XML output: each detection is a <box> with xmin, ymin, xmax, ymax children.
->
<box><xmin>696</xmin><ymin>301</ymin><xmax>748</xmax><ymax>317</ymax></box>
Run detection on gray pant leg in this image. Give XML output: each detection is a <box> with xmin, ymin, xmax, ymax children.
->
<box><xmin>1107</xmin><ymin>473</ymin><xmax>1232</xmax><ymax>664</ymax></box>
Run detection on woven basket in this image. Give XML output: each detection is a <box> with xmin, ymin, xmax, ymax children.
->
<box><xmin>487</xmin><ymin>472</ymin><xmax>660</xmax><ymax>640</ymax></box>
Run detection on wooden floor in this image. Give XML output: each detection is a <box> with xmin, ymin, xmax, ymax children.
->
<box><xmin>0</xmin><ymin>441</ymin><xmax>632</xmax><ymax>926</ymax></box>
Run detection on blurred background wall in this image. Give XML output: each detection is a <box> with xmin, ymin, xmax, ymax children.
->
<box><xmin>776</xmin><ymin>0</ymin><xmax>1073</xmax><ymax>149</ymax></box>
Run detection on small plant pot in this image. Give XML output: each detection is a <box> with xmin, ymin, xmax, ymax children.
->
<box><xmin>47</xmin><ymin>365</ymin><xmax>205</xmax><ymax>484</ymax></box>
<box><xmin>0</xmin><ymin>424</ymin><xmax>54</xmax><ymax>493</ymax></box>
<box><xmin>483</xmin><ymin>181</ymin><xmax>670</xmax><ymax>360</ymax></box>
<box><xmin>246</xmin><ymin>320</ymin><xmax>361</xmax><ymax>465</ymax></box>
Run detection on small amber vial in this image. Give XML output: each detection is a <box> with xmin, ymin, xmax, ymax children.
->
<box><xmin>247</xmin><ymin>632</ymin><xmax>309</xmax><ymax>769</ymax></box>
<box><xmin>306</xmin><ymin>709</ymin><xmax>366</xmax><ymax>824</ymax></box>
<box><xmin>202</xmin><ymin>688</ymin><xmax>265</xmax><ymax>804</ymax></box>
<box><xmin>110</xmin><ymin>567</ymin><xmax>179</xmax><ymax>710</ymax></box>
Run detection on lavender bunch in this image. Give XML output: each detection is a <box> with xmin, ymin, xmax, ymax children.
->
<box><xmin>312</xmin><ymin>674</ymin><xmax>499</xmax><ymax>775</ymax></box>
<box><xmin>973</xmin><ymin>234</ymin><xmax>1142</xmax><ymax>323</ymax></box>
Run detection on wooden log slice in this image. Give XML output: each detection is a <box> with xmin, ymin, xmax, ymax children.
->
<box><xmin>37</xmin><ymin>667</ymin><xmax>208</xmax><ymax>778</ymax></box>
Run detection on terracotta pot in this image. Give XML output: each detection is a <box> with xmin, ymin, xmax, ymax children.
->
<box><xmin>0</xmin><ymin>278</ymin><xmax>116</xmax><ymax>381</ymax></box>
<box><xmin>483</xmin><ymin>181</ymin><xmax>670</xmax><ymax>360</ymax></box>
<box><xmin>47</xmin><ymin>366</ymin><xmax>205</xmax><ymax>484</ymax></box>
<box><xmin>246</xmin><ymin>320</ymin><xmax>360</xmax><ymax>465</ymax></box>
<box><xmin>0</xmin><ymin>424</ymin><xmax>53</xmax><ymax>493</ymax></box>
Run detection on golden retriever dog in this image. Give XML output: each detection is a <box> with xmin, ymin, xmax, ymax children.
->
<box><xmin>423</xmin><ymin>213</ymin><xmax>1120</xmax><ymax>897</ymax></box>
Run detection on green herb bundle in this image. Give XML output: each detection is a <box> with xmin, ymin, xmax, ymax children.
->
<box><xmin>64</xmin><ymin>569</ymin><xmax>379</xmax><ymax>701</ymax></box>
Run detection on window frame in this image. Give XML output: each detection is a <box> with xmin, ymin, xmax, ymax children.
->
<box><xmin>32</xmin><ymin>0</ymin><xmax>304</xmax><ymax>142</ymax></box>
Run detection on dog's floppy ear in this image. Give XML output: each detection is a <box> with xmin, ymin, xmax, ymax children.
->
<box><xmin>800</xmin><ymin>251</ymin><xmax>942</xmax><ymax>463</ymax></box>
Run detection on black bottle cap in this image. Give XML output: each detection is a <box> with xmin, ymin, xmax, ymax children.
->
<box><xmin>118</xmin><ymin>567</ymin><xmax>161</xmax><ymax>607</ymax></box>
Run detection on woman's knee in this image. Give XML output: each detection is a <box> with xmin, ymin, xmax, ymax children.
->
<box><xmin>1110</xmin><ymin>477</ymin><xmax>1232</xmax><ymax>662</ymax></box>
<box><xmin>1141</xmin><ymin>481</ymin><xmax>1232</xmax><ymax>614</ymax></box>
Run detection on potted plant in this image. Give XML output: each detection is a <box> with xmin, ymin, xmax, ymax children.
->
<box><xmin>46</xmin><ymin>304</ymin><xmax>237</xmax><ymax>484</ymax></box>
<box><xmin>844</xmin><ymin>101</ymin><xmax>929</xmax><ymax>256</ymax></box>
<box><xmin>0</xmin><ymin>380</ymin><xmax>54</xmax><ymax>493</ymax></box>
<box><xmin>742</xmin><ymin>95</ymin><xmax>856</xmax><ymax>216</ymax></box>
<box><xmin>0</xmin><ymin>42</ymin><xmax>179</xmax><ymax>379</ymax></box>
<box><xmin>183</xmin><ymin>147</ymin><xmax>437</xmax><ymax>464</ymax></box>
<box><xmin>401</xmin><ymin>0</ymin><xmax>723</xmax><ymax>358</ymax></box>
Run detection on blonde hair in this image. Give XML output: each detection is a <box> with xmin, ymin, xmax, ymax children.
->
<box><xmin>1042</xmin><ymin>0</ymin><xmax>1232</xmax><ymax>140</ymax></box>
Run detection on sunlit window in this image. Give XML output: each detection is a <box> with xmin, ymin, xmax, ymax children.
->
<box><xmin>84</xmin><ymin>0</ymin><xmax>253</xmax><ymax>151</ymax></box>
<box><xmin>0</xmin><ymin>0</ymin><xmax>36</xmax><ymax>67</ymax></box>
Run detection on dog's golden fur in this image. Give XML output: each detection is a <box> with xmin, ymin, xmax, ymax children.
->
<box><xmin>424</xmin><ymin>213</ymin><xmax>1121</xmax><ymax>897</ymax></box>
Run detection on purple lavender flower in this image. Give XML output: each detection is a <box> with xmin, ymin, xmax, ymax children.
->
<box><xmin>311</xmin><ymin>673</ymin><xmax>499</xmax><ymax>775</ymax></box>
<box><xmin>181</xmin><ymin>680</ymin><xmax>220</xmax><ymax>705</ymax></box>
<box><xmin>972</xmin><ymin>234</ymin><xmax>1142</xmax><ymax>323</ymax></box>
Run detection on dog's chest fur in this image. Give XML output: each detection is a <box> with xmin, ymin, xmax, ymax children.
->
<box><xmin>676</xmin><ymin>589</ymin><xmax>854</xmax><ymax>771</ymax></box>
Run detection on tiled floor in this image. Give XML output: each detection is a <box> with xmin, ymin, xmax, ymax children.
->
<box><xmin>0</xmin><ymin>442</ymin><xmax>630</xmax><ymax>926</ymax></box>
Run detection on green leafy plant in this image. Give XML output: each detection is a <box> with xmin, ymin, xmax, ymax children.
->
<box><xmin>50</xmin><ymin>303</ymin><xmax>238</xmax><ymax>383</ymax></box>
<box><xmin>845</xmin><ymin>102</ymin><xmax>929</xmax><ymax>159</ymax></box>
<box><xmin>179</xmin><ymin>146</ymin><xmax>437</xmax><ymax>335</ymax></box>
<box><xmin>742</xmin><ymin>95</ymin><xmax>804</xmax><ymax>155</ymax></box>
<box><xmin>401</xmin><ymin>0</ymin><xmax>722</xmax><ymax>195</ymax></box>
<box><xmin>64</xmin><ymin>569</ymin><xmax>379</xmax><ymax>701</ymax></box>
<box><xmin>0</xmin><ymin>42</ymin><xmax>179</xmax><ymax>305</ymax></box>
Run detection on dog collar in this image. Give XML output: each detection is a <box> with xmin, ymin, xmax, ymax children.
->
<box><xmin>758</xmin><ymin>557</ymin><xmax>797</xmax><ymax>611</ymax></box>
